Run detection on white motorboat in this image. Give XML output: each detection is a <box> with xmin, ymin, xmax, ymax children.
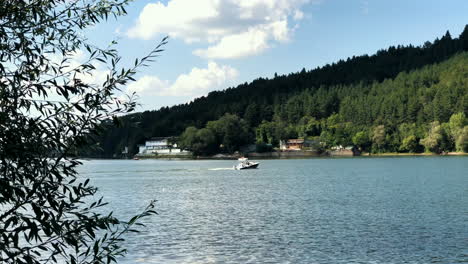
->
<box><xmin>234</xmin><ymin>157</ymin><xmax>259</xmax><ymax>170</ymax></box>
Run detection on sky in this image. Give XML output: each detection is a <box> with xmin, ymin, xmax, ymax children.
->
<box><xmin>84</xmin><ymin>0</ymin><xmax>468</xmax><ymax>112</ymax></box>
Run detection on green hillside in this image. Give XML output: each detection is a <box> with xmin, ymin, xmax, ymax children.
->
<box><xmin>257</xmin><ymin>52</ymin><xmax>468</xmax><ymax>153</ymax></box>
<box><xmin>92</xmin><ymin>27</ymin><xmax>468</xmax><ymax>157</ymax></box>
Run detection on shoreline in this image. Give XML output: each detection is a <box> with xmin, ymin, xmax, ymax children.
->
<box><xmin>362</xmin><ymin>152</ymin><xmax>468</xmax><ymax>157</ymax></box>
<box><xmin>132</xmin><ymin>151</ymin><xmax>468</xmax><ymax>160</ymax></box>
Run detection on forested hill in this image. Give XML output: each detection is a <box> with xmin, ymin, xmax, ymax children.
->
<box><xmin>94</xmin><ymin>26</ymin><xmax>468</xmax><ymax>157</ymax></box>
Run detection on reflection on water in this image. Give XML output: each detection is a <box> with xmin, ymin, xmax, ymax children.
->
<box><xmin>78</xmin><ymin>157</ymin><xmax>468</xmax><ymax>264</ymax></box>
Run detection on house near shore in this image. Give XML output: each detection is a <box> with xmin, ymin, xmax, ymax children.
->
<box><xmin>137</xmin><ymin>137</ymin><xmax>191</xmax><ymax>156</ymax></box>
<box><xmin>329</xmin><ymin>145</ymin><xmax>360</xmax><ymax>156</ymax></box>
<box><xmin>280</xmin><ymin>139</ymin><xmax>318</xmax><ymax>151</ymax></box>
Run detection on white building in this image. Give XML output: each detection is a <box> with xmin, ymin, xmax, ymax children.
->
<box><xmin>137</xmin><ymin>137</ymin><xmax>191</xmax><ymax>156</ymax></box>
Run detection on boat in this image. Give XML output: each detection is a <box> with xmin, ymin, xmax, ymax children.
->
<box><xmin>234</xmin><ymin>157</ymin><xmax>259</xmax><ymax>170</ymax></box>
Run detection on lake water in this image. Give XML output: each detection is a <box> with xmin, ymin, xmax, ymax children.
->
<box><xmin>78</xmin><ymin>157</ymin><xmax>468</xmax><ymax>264</ymax></box>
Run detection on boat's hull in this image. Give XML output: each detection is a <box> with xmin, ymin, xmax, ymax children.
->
<box><xmin>236</xmin><ymin>163</ymin><xmax>259</xmax><ymax>170</ymax></box>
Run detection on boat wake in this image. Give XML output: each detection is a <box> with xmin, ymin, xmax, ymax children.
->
<box><xmin>208</xmin><ymin>168</ymin><xmax>234</xmax><ymax>171</ymax></box>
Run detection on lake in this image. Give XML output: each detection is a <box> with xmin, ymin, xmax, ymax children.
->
<box><xmin>77</xmin><ymin>157</ymin><xmax>468</xmax><ymax>264</ymax></box>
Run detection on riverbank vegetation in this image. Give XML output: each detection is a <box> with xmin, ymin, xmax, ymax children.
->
<box><xmin>94</xmin><ymin>28</ymin><xmax>468</xmax><ymax>157</ymax></box>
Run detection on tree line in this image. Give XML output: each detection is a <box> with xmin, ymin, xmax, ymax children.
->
<box><xmin>90</xmin><ymin>27</ymin><xmax>468</xmax><ymax>157</ymax></box>
<box><xmin>177</xmin><ymin>53</ymin><xmax>468</xmax><ymax>155</ymax></box>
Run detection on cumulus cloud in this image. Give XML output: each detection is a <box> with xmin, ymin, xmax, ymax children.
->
<box><xmin>193</xmin><ymin>26</ymin><xmax>269</xmax><ymax>59</ymax></box>
<box><xmin>127</xmin><ymin>0</ymin><xmax>311</xmax><ymax>59</ymax></box>
<box><xmin>126</xmin><ymin>62</ymin><xmax>238</xmax><ymax>99</ymax></box>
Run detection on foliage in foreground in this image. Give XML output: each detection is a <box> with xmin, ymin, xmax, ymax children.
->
<box><xmin>0</xmin><ymin>1</ymin><xmax>164</xmax><ymax>263</ymax></box>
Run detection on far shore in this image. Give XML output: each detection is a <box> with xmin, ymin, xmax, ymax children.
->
<box><xmin>362</xmin><ymin>152</ymin><xmax>468</xmax><ymax>157</ymax></box>
<box><xmin>130</xmin><ymin>151</ymin><xmax>468</xmax><ymax>160</ymax></box>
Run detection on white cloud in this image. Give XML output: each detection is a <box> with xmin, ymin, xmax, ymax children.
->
<box><xmin>126</xmin><ymin>62</ymin><xmax>238</xmax><ymax>99</ymax></box>
<box><xmin>193</xmin><ymin>27</ymin><xmax>269</xmax><ymax>59</ymax></box>
<box><xmin>193</xmin><ymin>20</ymin><xmax>289</xmax><ymax>59</ymax></box>
<box><xmin>126</xmin><ymin>75</ymin><xmax>169</xmax><ymax>95</ymax></box>
<box><xmin>128</xmin><ymin>0</ymin><xmax>311</xmax><ymax>59</ymax></box>
<box><xmin>127</xmin><ymin>0</ymin><xmax>220</xmax><ymax>42</ymax></box>
<box><xmin>293</xmin><ymin>10</ymin><xmax>304</xmax><ymax>20</ymax></box>
<box><xmin>78</xmin><ymin>68</ymin><xmax>110</xmax><ymax>86</ymax></box>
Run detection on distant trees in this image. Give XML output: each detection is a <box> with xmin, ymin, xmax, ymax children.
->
<box><xmin>372</xmin><ymin>125</ymin><xmax>386</xmax><ymax>152</ymax></box>
<box><xmin>255</xmin><ymin>119</ymin><xmax>300</xmax><ymax>147</ymax></box>
<box><xmin>397</xmin><ymin>123</ymin><xmax>421</xmax><ymax>153</ymax></box>
<box><xmin>400</xmin><ymin>135</ymin><xmax>418</xmax><ymax>153</ymax></box>
<box><xmin>421</xmin><ymin>122</ymin><xmax>444</xmax><ymax>153</ymax></box>
<box><xmin>256</xmin><ymin>121</ymin><xmax>276</xmax><ymax>145</ymax></box>
<box><xmin>352</xmin><ymin>131</ymin><xmax>370</xmax><ymax>151</ymax></box>
<box><xmin>179</xmin><ymin>114</ymin><xmax>253</xmax><ymax>155</ymax></box>
<box><xmin>456</xmin><ymin>127</ymin><xmax>468</xmax><ymax>152</ymax></box>
<box><xmin>244</xmin><ymin>103</ymin><xmax>261</xmax><ymax>127</ymax></box>
<box><xmin>97</xmin><ymin>27</ymin><xmax>468</xmax><ymax>156</ymax></box>
<box><xmin>179</xmin><ymin>127</ymin><xmax>217</xmax><ymax>155</ymax></box>
<box><xmin>206</xmin><ymin>114</ymin><xmax>252</xmax><ymax>153</ymax></box>
<box><xmin>271</xmin><ymin>54</ymin><xmax>468</xmax><ymax>154</ymax></box>
<box><xmin>180</xmin><ymin>110</ymin><xmax>467</xmax><ymax>155</ymax></box>
<box><xmin>448</xmin><ymin>112</ymin><xmax>468</xmax><ymax>151</ymax></box>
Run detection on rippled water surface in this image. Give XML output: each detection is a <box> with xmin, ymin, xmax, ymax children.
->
<box><xmin>78</xmin><ymin>157</ymin><xmax>468</xmax><ymax>264</ymax></box>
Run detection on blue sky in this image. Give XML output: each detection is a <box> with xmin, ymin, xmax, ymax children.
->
<box><xmin>84</xmin><ymin>0</ymin><xmax>468</xmax><ymax>111</ymax></box>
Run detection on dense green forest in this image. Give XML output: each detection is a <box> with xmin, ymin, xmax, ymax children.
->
<box><xmin>92</xmin><ymin>26</ymin><xmax>468</xmax><ymax>157</ymax></box>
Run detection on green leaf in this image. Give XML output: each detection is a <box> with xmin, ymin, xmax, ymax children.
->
<box><xmin>75</xmin><ymin>104</ymin><xmax>86</xmax><ymax>113</ymax></box>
